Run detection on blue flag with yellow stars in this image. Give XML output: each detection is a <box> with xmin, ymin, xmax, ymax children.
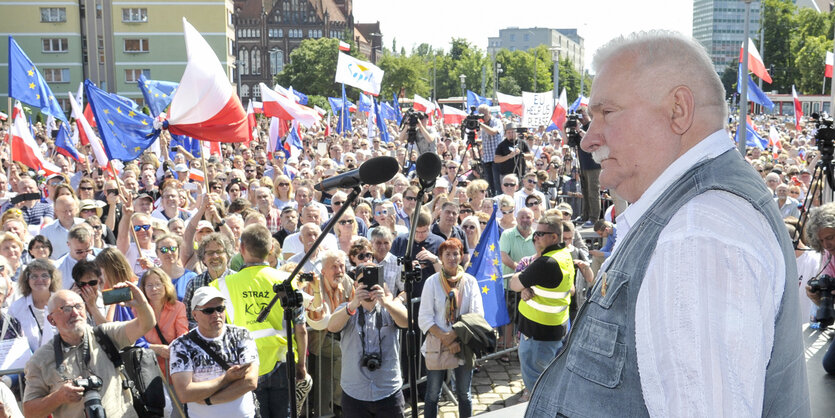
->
<box><xmin>8</xmin><ymin>36</ymin><xmax>67</xmax><ymax>123</ymax></box>
<box><xmin>84</xmin><ymin>80</ymin><xmax>159</xmax><ymax>162</ymax></box>
<box><xmin>137</xmin><ymin>73</ymin><xmax>178</xmax><ymax>117</ymax></box>
<box><xmin>466</xmin><ymin>202</ymin><xmax>510</xmax><ymax>327</ymax></box>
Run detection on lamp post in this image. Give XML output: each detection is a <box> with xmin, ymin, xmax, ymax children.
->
<box><xmin>738</xmin><ymin>0</ymin><xmax>752</xmax><ymax>156</ymax></box>
<box><xmin>460</xmin><ymin>74</ymin><xmax>467</xmax><ymax>110</ymax></box>
<box><xmin>495</xmin><ymin>61</ymin><xmax>503</xmax><ymax>102</ymax></box>
<box><xmin>550</xmin><ymin>46</ymin><xmax>562</xmax><ymax>103</ymax></box>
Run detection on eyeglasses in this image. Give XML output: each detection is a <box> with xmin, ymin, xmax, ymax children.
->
<box><xmin>404</xmin><ymin>196</ymin><xmax>417</xmax><ymax>201</ymax></box>
<box><xmin>197</xmin><ymin>305</ymin><xmax>226</xmax><ymax>315</ymax></box>
<box><xmin>526</xmin><ymin>178</ymin><xmax>537</xmax><ymax>184</ymax></box>
<box><xmin>158</xmin><ymin>246</ymin><xmax>178</xmax><ymax>254</ymax></box>
<box><xmin>526</xmin><ymin>201</ymin><xmax>541</xmax><ymax>207</ymax></box>
<box><xmin>533</xmin><ymin>231</ymin><xmax>556</xmax><ymax>238</ymax></box>
<box><xmin>503</xmin><ymin>183</ymin><xmax>517</xmax><ymax>187</ymax></box>
<box><xmin>133</xmin><ymin>224</ymin><xmax>151</xmax><ymax>232</ymax></box>
<box><xmin>357</xmin><ymin>252</ymin><xmax>373</xmax><ymax>261</ymax></box>
<box><xmin>77</xmin><ymin>280</ymin><xmax>98</xmax><ymax>288</ymax></box>
<box><xmin>501</xmin><ymin>209</ymin><xmax>514</xmax><ymax>215</ymax></box>
<box><xmin>79</xmin><ymin>186</ymin><xmax>94</xmax><ymax>191</ymax></box>
<box><xmin>375</xmin><ymin>210</ymin><xmax>388</xmax><ymax>216</ymax></box>
<box><xmin>462</xmin><ymin>225</ymin><xmax>476</xmax><ymax>230</ymax></box>
<box><xmin>338</xmin><ymin>219</ymin><xmax>355</xmax><ymax>225</ymax></box>
<box><xmin>332</xmin><ymin>201</ymin><xmax>345</xmax><ymax>206</ymax></box>
<box><xmin>278</xmin><ymin>182</ymin><xmax>290</xmax><ymax>187</ymax></box>
<box><xmin>56</xmin><ymin>303</ymin><xmax>85</xmax><ymax>314</ymax></box>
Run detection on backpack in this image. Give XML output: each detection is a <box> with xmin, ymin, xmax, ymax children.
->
<box><xmin>94</xmin><ymin>327</ymin><xmax>166</xmax><ymax>417</ymax></box>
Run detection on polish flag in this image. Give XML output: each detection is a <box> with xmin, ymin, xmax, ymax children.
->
<box><xmin>792</xmin><ymin>85</ymin><xmax>803</xmax><ymax>131</ymax></box>
<box><xmin>442</xmin><ymin>105</ymin><xmax>468</xmax><ymax>124</ymax></box>
<box><xmin>68</xmin><ymin>91</ymin><xmax>109</xmax><ymax>168</ymax></box>
<box><xmin>189</xmin><ymin>167</ymin><xmax>205</xmax><ymax>182</ymax></box>
<box><xmin>739</xmin><ymin>38</ymin><xmax>772</xmax><ymax>84</ymax></box>
<box><xmin>259</xmin><ymin>83</ymin><xmax>321</xmax><ymax>127</ymax></box>
<box><xmin>339</xmin><ymin>41</ymin><xmax>351</xmax><ymax>52</ymax></box>
<box><xmin>166</xmin><ymin>18</ymin><xmax>249</xmax><ymax>143</ymax></box>
<box><xmin>412</xmin><ymin>94</ymin><xmax>435</xmax><ymax>113</ymax></box>
<box><xmin>246</xmin><ymin>100</ymin><xmax>257</xmax><ymax>142</ymax></box>
<box><xmin>9</xmin><ymin>103</ymin><xmax>60</xmax><ymax>175</ymax></box>
<box><xmin>252</xmin><ymin>101</ymin><xmax>264</xmax><ymax>114</ymax></box>
<box><xmin>826</xmin><ymin>52</ymin><xmax>833</xmax><ymax>78</ymax></box>
<box><xmin>497</xmin><ymin>92</ymin><xmax>524</xmax><ymax>116</ymax></box>
<box><xmin>550</xmin><ymin>88</ymin><xmax>569</xmax><ymax>133</ymax></box>
<box><xmin>769</xmin><ymin>126</ymin><xmax>784</xmax><ymax>159</ymax></box>
<box><xmin>0</xmin><ymin>111</ymin><xmax>7</xmax><ymax>121</ymax></box>
<box><xmin>201</xmin><ymin>141</ymin><xmax>221</xmax><ymax>157</ymax></box>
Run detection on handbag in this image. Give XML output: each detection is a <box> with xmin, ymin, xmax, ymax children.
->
<box><xmin>423</xmin><ymin>333</ymin><xmax>460</xmax><ymax>370</ymax></box>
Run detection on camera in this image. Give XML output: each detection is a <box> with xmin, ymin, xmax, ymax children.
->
<box><xmin>74</xmin><ymin>375</ymin><xmax>106</xmax><ymax>418</ymax></box>
<box><xmin>463</xmin><ymin>114</ymin><xmax>483</xmax><ymax>131</ymax></box>
<box><xmin>809</xmin><ymin>274</ymin><xmax>835</xmax><ymax>327</ymax></box>
<box><xmin>402</xmin><ymin>108</ymin><xmax>427</xmax><ymax>143</ymax></box>
<box><xmin>299</xmin><ymin>272</ymin><xmax>314</xmax><ymax>282</ymax></box>
<box><xmin>565</xmin><ymin>113</ymin><xmax>582</xmax><ymax>147</ymax></box>
<box><xmin>814</xmin><ymin>116</ymin><xmax>835</xmax><ymax>162</ymax></box>
<box><xmin>361</xmin><ymin>352</ymin><xmax>382</xmax><ymax>371</ymax></box>
<box><xmin>541</xmin><ymin>181</ymin><xmax>557</xmax><ymax>189</ymax></box>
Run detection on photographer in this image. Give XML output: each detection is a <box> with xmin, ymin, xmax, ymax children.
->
<box><xmin>326</xmin><ymin>269</ymin><xmax>408</xmax><ymax>416</ymax></box>
<box><xmin>564</xmin><ymin>107</ymin><xmax>600</xmax><ymax>228</ymax></box>
<box><xmin>494</xmin><ymin>122</ymin><xmax>531</xmax><ymax>179</ymax></box>
<box><xmin>477</xmin><ymin>104</ymin><xmax>504</xmax><ymax>195</ymax></box>
<box><xmin>398</xmin><ymin>110</ymin><xmax>437</xmax><ymax>157</ymax></box>
<box><xmin>23</xmin><ymin>284</ymin><xmax>155</xmax><ymax>418</ymax></box>
<box><xmin>804</xmin><ymin>203</ymin><xmax>835</xmax><ymax>375</ymax></box>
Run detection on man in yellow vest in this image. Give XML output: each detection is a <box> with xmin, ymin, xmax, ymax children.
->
<box><xmin>211</xmin><ymin>224</ymin><xmax>308</xmax><ymax>417</ymax></box>
<box><xmin>510</xmin><ymin>213</ymin><xmax>574</xmax><ymax>400</ymax></box>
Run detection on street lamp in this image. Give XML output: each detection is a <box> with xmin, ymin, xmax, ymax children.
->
<box><xmin>494</xmin><ymin>61</ymin><xmax>503</xmax><ymax>101</ymax></box>
<box><xmin>738</xmin><ymin>0</ymin><xmax>753</xmax><ymax>156</ymax></box>
<box><xmin>549</xmin><ymin>46</ymin><xmax>562</xmax><ymax>103</ymax></box>
<box><xmin>459</xmin><ymin>74</ymin><xmax>467</xmax><ymax>109</ymax></box>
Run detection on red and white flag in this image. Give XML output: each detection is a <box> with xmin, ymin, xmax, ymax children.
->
<box><xmin>497</xmin><ymin>92</ymin><xmax>524</xmax><ymax>116</ymax></box>
<box><xmin>769</xmin><ymin>126</ymin><xmax>784</xmax><ymax>159</ymax></box>
<box><xmin>246</xmin><ymin>100</ymin><xmax>257</xmax><ymax>142</ymax></box>
<box><xmin>252</xmin><ymin>101</ymin><xmax>264</xmax><ymax>114</ymax></box>
<box><xmin>68</xmin><ymin>91</ymin><xmax>109</xmax><ymax>168</ymax></box>
<box><xmin>739</xmin><ymin>38</ymin><xmax>772</xmax><ymax>84</ymax></box>
<box><xmin>792</xmin><ymin>85</ymin><xmax>803</xmax><ymax>131</ymax></box>
<box><xmin>9</xmin><ymin>102</ymin><xmax>60</xmax><ymax>175</ymax></box>
<box><xmin>550</xmin><ymin>88</ymin><xmax>568</xmax><ymax>133</ymax></box>
<box><xmin>260</xmin><ymin>83</ymin><xmax>321</xmax><ymax>127</ymax></box>
<box><xmin>412</xmin><ymin>94</ymin><xmax>435</xmax><ymax>113</ymax></box>
<box><xmin>442</xmin><ymin>105</ymin><xmax>468</xmax><ymax>125</ymax></box>
<box><xmin>0</xmin><ymin>111</ymin><xmax>7</xmax><ymax>121</ymax></box>
<box><xmin>201</xmin><ymin>141</ymin><xmax>221</xmax><ymax>157</ymax></box>
<box><xmin>166</xmin><ymin>18</ymin><xmax>249</xmax><ymax>143</ymax></box>
<box><xmin>826</xmin><ymin>52</ymin><xmax>834</xmax><ymax>78</ymax></box>
<box><xmin>339</xmin><ymin>41</ymin><xmax>351</xmax><ymax>52</ymax></box>
<box><xmin>188</xmin><ymin>167</ymin><xmax>205</xmax><ymax>182</ymax></box>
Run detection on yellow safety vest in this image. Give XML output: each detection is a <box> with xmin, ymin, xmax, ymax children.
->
<box><xmin>517</xmin><ymin>246</ymin><xmax>574</xmax><ymax>327</ymax></box>
<box><xmin>210</xmin><ymin>265</ymin><xmax>289</xmax><ymax>376</ymax></box>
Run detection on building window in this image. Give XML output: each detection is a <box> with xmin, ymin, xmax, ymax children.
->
<box><xmin>241</xmin><ymin>84</ymin><xmax>250</xmax><ymax>98</ymax></box>
<box><xmin>125</xmin><ymin>69</ymin><xmax>150</xmax><ymax>83</ymax></box>
<box><xmin>124</xmin><ymin>38</ymin><xmax>149</xmax><ymax>53</ymax></box>
<box><xmin>269</xmin><ymin>49</ymin><xmax>284</xmax><ymax>75</ymax></box>
<box><xmin>42</xmin><ymin>38</ymin><xmax>69</xmax><ymax>53</ymax></box>
<box><xmin>56</xmin><ymin>98</ymin><xmax>70</xmax><ymax>111</ymax></box>
<box><xmin>253</xmin><ymin>84</ymin><xmax>261</xmax><ymax>99</ymax></box>
<box><xmin>251</xmin><ymin>47</ymin><xmax>261</xmax><ymax>75</ymax></box>
<box><xmin>239</xmin><ymin>48</ymin><xmax>249</xmax><ymax>75</ymax></box>
<box><xmin>43</xmin><ymin>68</ymin><xmax>70</xmax><ymax>83</ymax></box>
<box><xmin>40</xmin><ymin>7</ymin><xmax>66</xmax><ymax>22</ymax></box>
<box><xmin>122</xmin><ymin>8</ymin><xmax>147</xmax><ymax>22</ymax></box>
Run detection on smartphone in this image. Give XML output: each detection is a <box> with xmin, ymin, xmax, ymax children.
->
<box><xmin>170</xmin><ymin>146</ymin><xmax>178</xmax><ymax>152</ymax></box>
<box><xmin>359</xmin><ymin>266</ymin><xmax>381</xmax><ymax>289</ymax></box>
<box><xmin>102</xmin><ymin>287</ymin><xmax>132</xmax><ymax>305</ymax></box>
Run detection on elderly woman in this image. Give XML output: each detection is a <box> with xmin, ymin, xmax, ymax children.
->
<box><xmin>354</xmin><ymin>202</ymin><xmax>373</xmax><ymax>227</ymax></box>
<box><xmin>347</xmin><ymin>237</ymin><xmax>373</xmax><ymax>273</ymax></box>
<box><xmin>419</xmin><ymin>238</ymin><xmax>483</xmax><ymax>418</ymax></box>
<box><xmin>0</xmin><ymin>233</ymin><xmax>24</xmax><ymax>282</ymax></box>
<box><xmin>155</xmin><ymin>234</ymin><xmax>196</xmax><ymax>301</ymax></box>
<box><xmin>466</xmin><ymin>179</ymin><xmax>489</xmax><ymax>212</ymax></box>
<box><xmin>497</xmin><ymin>195</ymin><xmax>516</xmax><ymax>232</ymax></box>
<box><xmin>139</xmin><ymin>267</ymin><xmax>188</xmax><ymax>378</ymax></box>
<box><xmin>335</xmin><ymin>206</ymin><xmax>360</xmax><ymax>252</ymax></box>
<box><xmin>8</xmin><ymin>259</ymin><xmax>59</xmax><ymax>353</ymax></box>
<box><xmin>461</xmin><ymin>215</ymin><xmax>482</xmax><ymax>250</ymax></box>
<box><xmin>804</xmin><ymin>203</ymin><xmax>835</xmax><ymax>375</ymax></box>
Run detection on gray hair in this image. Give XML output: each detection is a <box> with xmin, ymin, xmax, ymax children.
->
<box><xmin>370</xmin><ymin>225</ymin><xmax>393</xmax><ymax>242</ymax></box>
<box><xmin>47</xmin><ymin>289</ymin><xmax>83</xmax><ymax>314</ymax></box>
<box><xmin>806</xmin><ymin>202</ymin><xmax>835</xmax><ymax>252</ymax></box>
<box><xmin>592</xmin><ymin>30</ymin><xmax>727</xmax><ymax>123</ymax></box>
<box><xmin>320</xmin><ymin>249</ymin><xmax>347</xmax><ymax>268</ymax></box>
<box><xmin>197</xmin><ymin>232</ymin><xmax>234</xmax><ymax>260</ymax></box>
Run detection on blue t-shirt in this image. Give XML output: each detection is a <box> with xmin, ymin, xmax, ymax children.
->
<box><xmin>171</xmin><ymin>270</ymin><xmax>198</xmax><ymax>301</ymax></box>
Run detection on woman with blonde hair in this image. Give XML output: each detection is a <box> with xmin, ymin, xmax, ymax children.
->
<box><xmin>0</xmin><ymin>232</ymin><xmax>24</xmax><ymax>282</ymax></box>
<box><xmin>466</xmin><ymin>179</ymin><xmax>489</xmax><ymax>213</ymax></box>
<box><xmin>334</xmin><ymin>206</ymin><xmax>359</xmax><ymax>252</ymax></box>
<box><xmin>155</xmin><ymin>233</ymin><xmax>196</xmax><ymax>301</ymax></box>
<box><xmin>273</xmin><ymin>174</ymin><xmax>294</xmax><ymax>210</ymax></box>
<box><xmin>138</xmin><ymin>267</ymin><xmax>188</xmax><ymax>378</ymax></box>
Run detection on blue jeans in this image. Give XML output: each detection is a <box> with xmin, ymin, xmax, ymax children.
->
<box><xmin>518</xmin><ymin>334</ymin><xmax>563</xmax><ymax>390</ymax></box>
<box><xmin>824</xmin><ymin>338</ymin><xmax>835</xmax><ymax>375</ymax></box>
<box><xmin>254</xmin><ymin>362</ymin><xmax>290</xmax><ymax>418</ymax></box>
<box><xmin>424</xmin><ymin>365</ymin><xmax>473</xmax><ymax>418</ymax></box>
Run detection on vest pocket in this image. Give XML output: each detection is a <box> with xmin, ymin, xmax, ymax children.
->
<box><xmin>566</xmin><ymin>316</ymin><xmax>626</xmax><ymax>388</ymax></box>
<box><xmin>588</xmin><ymin>269</ymin><xmax>628</xmax><ymax>309</ymax></box>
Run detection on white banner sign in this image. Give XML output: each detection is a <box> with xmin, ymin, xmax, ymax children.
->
<box><xmin>521</xmin><ymin>91</ymin><xmax>554</xmax><ymax>128</ymax></box>
<box><xmin>334</xmin><ymin>52</ymin><xmax>384</xmax><ymax>95</ymax></box>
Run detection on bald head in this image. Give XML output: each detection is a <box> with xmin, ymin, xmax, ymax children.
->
<box><xmin>48</xmin><ymin>289</ymin><xmax>83</xmax><ymax>314</ymax></box>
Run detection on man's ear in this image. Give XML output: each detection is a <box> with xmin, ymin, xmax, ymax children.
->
<box><xmin>670</xmin><ymin>86</ymin><xmax>695</xmax><ymax>135</ymax></box>
<box><xmin>47</xmin><ymin>314</ymin><xmax>56</xmax><ymax>326</ymax></box>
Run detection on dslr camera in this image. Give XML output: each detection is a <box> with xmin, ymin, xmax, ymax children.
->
<box><xmin>565</xmin><ymin>113</ymin><xmax>583</xmax><ymax>147</ymax></box>
<box><xmin>809</xmin><ymin>274</ymin><xmax>835</xmax><ymax>327</ymax></box>
<box><xmin>361</xmin><ymin>352</ymin><xmax>382</xmax><ymax>371</ymax></box>
<box><xmin>463</xmin><ymin>109</ymin><xmax>484</xmax><ymax>131</ymax></box>
<box><xmin>74</xmin><ymin>375</ymin><xmax>105</xmax><ymax>418</ymax></box>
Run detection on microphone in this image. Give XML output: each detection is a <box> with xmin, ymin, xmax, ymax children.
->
<box><xmin>415</xmin><ymin>152</ymin><xmax>442</xmax><ymax>189</ymax></box>
<box><xmin>314</xmin><ymin>156</ymin><xmax>399</xmax><ymax>191</ymax></box>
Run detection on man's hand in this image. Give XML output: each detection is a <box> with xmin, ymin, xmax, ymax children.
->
<box><xmin>296</xmin><ymin>362</ymin><xmax>307</xmax><ymax>381</ymax></box>
<box><xmin>222</xmin><ymin>363</ymin><xmax>251</xmax><ymax>384</ymax></box>
<box><xmin>521</xmin><ymin>288</ymin><xmax>534</xmax><ymax>301</ymax></box>
<box><xmin>113</xmin><ymin>281</ymin><xmax>147</xmax><ymax>309</ymax></box>
<box><xmin>55</xmin><ymin>380</ymin><xmax>84</xmax><ymax>404</ymax></box>
<box><xmin>589</xmin><ymin>250</ymin><xmax>604</xmax><ymax>257</ymax></box>
<box><xmin>805</xmin><ymin>284</ymin><xmax>835</xmax><ymax>307</ymax></box>
<box><xmin>351</xmin><ymin>285</ymin><xmax>369</xmax><ymax>310</ymax></box>
<box><xmin>440</xmin><ymin>331</ymin><xmax>457</xmax><ymax>348</ymax></box>
<box><xmin>376</xmin><ymin>283</ymin><xmax>392</xmax><ymax>306</ymax></box>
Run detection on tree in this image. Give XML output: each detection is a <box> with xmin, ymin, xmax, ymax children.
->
<box><xmin>761</xmin><ymin>0</ymin><xmax>798</xmax><ymax>93</ymax></box>
<box><xmin>275</xmin><ymin>38</ymin><xmax>363</xmax><ymax>98</ymax></box>
<box><xmin>721</xmin><ymin>61</ymin><xmax>739</xmax><ymax>99</ymax></box>
<box><xmin>377</xmin><ymin>51</ymin><xmax>431</xmax><ymax>99</ymax></box>
<box><xmin>795</xmin><ymin>36</ymin><xmax>831</xmax><ymax>94</ymax></box>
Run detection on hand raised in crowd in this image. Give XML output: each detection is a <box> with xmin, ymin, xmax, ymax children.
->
<box><xmin>74</xmin><ymin>282</ymin><xmax>98</xmax><ymax>309</ymax></box>
<box><xmin>112</xmin><ymin>281</ymin><xmax>147</xmax><ymax>309</ymax></box>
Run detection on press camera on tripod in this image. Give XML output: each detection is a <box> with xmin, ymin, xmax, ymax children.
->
<box><xmin>401</xmin><ymin>108</ymin><xmax>428</xmax><ymax>144</ymax></box>
<box><xmin>462</xmin><ymin>106</ymin><xmax>484</xmax><ymax>142</ymax></box>
<box><xmin>272</xmin><ymin>278</ymin><xmax>304</xmax><ymax>310</ymax></box>
<box><xmin>565</xmin><ymin>113</ymin><xmax>582</xmax><ymax>147</ymax></box>
<box><xmin>814</xmin><ymin>115</ymin><xmax>835</xmax><ymax>164</ymax></box>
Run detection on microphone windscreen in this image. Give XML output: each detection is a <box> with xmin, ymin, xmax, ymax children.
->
<box><xmin>416</xmin><ymin>152</ymin><xmax>442</xmax><ymax>181</ymax></box>
<box><xmin>359</xmin><ymin>156</ymin><xmax>400</xmax><ymax>185</ymax></box>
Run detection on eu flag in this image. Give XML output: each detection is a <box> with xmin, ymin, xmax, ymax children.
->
<box><xmin>137</xmin><ymin>74</ymin><xmax>178</xmax><ymax>116</ymax></box>
<box><xmin>336</xmin><ymin>84</ymin><xmax>352</xmax><ymax>134</ymax></box>
<box><xmin>737</xmin><ymin>63</ymin><xmax>774</xmax><ymax>110</ymax></box>
<box><xmin>290</xmin><ymin>87</ymin><xmax>308</xmax><ymax>105</ymax></box>
<box><xmin>327</xmin><ymin>97</ymin><xmax>353</xmax><ymax>115</ymax></box>
<box><xmin>466</xmin><ymin>202</ymin><xmax>510</xmax><ymax>327</ymax></box>
<box><xmin>55</xmin><ymin>124</ymin><xmax>81</xmax><ymax>162</ymax></box>
<box><xmin>358</xmin><ymin>92</ymin><xmax>373</xmax><ymax>113</ymax></box>
<box><xmin>84</xmin><ymin>80</ymin><xmax>159</xmax><ymax>162</ymax></box>
<box><xmin>466</xmin><ymin>90</ymin><xmax>492</xmax><ymax>111</ymax></box>
<box><xmin>373</xmin><ymin>97</ymin><xmax>390</xmax><ymax>143</ymax></box>
<box><xmin>8</xmin><ymin>36</ymin><xmax>67</xmax><ymax>123</ymax></box>
<box><xmin>734</xmin><ymin>117</ymin><xmax>768</xmax><ymax>149</ymax></box>
<box><xmin>392</xmin><ymin>93</ymin><xmax>403</xmax><ymax>125</ymax></box>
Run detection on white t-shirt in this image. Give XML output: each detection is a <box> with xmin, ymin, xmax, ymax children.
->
<box><xmin>796</xmin><ymin>249</ymin><xmax>821</xmax><ymax>325</ymax></box>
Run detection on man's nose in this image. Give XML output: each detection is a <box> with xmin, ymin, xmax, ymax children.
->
<box><xmin>581</xmin><ymin>122</ymin><xmax>602</xmax><ymax>153</ymax></box>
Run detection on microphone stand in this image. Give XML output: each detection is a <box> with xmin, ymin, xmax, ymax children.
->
<box><xmin>399</xmin><ymin>179</ymin><xmax>432</xmax><ymax>418</ymax></box>
<box><xmin>256</xmin><ymin>185</ymin><xmax>363</xmax><ymax>418</ymax></box>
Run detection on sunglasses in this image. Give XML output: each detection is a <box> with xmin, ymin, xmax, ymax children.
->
<box><xmin>501</xmin><ymin>209</ymin><xmax>514</xmax><ymax>215</ymax></box>
<box><xmin>197</xmin><ymin>305</ymin><xmax>226</xmax><ymax>315</ymax></box>
<box><xmin>526</xmin><ymin>179</ymin><xmax>537</xmax><ymax>184</ymax></box>
<box><xmin>79</xmin><ymin>186</ymin><xmax>94</xmax><ymax>191</ymax></box>
<box><xmin>526</xmin><ymin>201</ymin><xmax>541</xmax><ymax>207</ymax></box>
<box><xmin>332</xmin><ymin>201</ymin><xmax>345</xmax><ymax>206</ymax></box>
<box><xmin>338</xmin><ymin>219</ymin><xmax>354</xmax><ymax>225</ymax></box>
<box><xmin>76</xmin><ymin>280</ymin><xmax>98</xmax><ymax>288</ymax></box>
<box><xmin>277</xmin><ymin>182</ymin><xmax>290</xmax><ymax>187</ymax></box>
<box><xmin>532</xmin><ymin>231</ymin><xmax>556</xmax><ymax>238</ymax></box>
<box><xmin>462</xmin><ymin>225</ymin><xmax>476</xmax><ymax>231</ymax></box>
<box><xmin>404</xmin><ymin>196</ymin><xmax>417</xmax><ymax>201</ymax></box>
<box><xmin>461</xmin><ymin>209</ymin><xmax>473</xmax><ymax>214</ymax></box>
<box><xmin>375</xmin><ymin>210</ymin><xmax>388</xmax><ymax>216</ymax></box>
<box><xmin>503</xmin><ymin>183</ymin><xmax>517</xmax><ymax>187</ymax></box>
<box><xmin>357</xmin><ymin>252</ymin><xmax>373</xmax><ymax>261</ymax></box>
<box><xmin>159</xmin><ymin>246</ymin><xmax>178</xmax><ymax>254</ymax></box>
<box><xmin>133</xmin><ymin>224</ymin><xmax>151</xmax><ymax>232</ymax></box>
<box><xmin>480</xmin><ymin>221</ymin><xmax>487</xmax><ymax>226</ymax></box>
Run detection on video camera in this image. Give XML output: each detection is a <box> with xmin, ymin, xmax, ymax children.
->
<box><xmin>402</xmin><ymin>108</ymin><xmax>428</xmax><ymax>143</ymax></box>
<box><xmin>808</xmin><ymin>274</ymin><xmax>835</xmax><ymax>327</ymax></box>
<box><xmin>565</xmin><ymin>113</ymin><xmax>582</xmax><ymax>148</ymax></box>
<box><xmin>813</xmin><ymin>114</ymin><xmax>835</xmax><ymax>162</ymax></box>
<box><xmin>463</xmin><ymin>106</ymin><xmax>484</xmax><ymax>131</ymax></box>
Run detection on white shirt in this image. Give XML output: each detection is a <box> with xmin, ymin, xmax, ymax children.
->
<box><xmin>282</xmin><ymin>232</ymin><xmax>337</xmax><ymax>258</ymax></box>
<box><xmin>417</xmin><ymin>272</ymin><xmax>483</xmax><ymax>335</ymax></box>
<box><xmin>795</xmin><ymin>249</ymin><xmax>821</xmax><ymax>325</ymax></box>
<box><xmin>8</xmin><ymin>294</ymin><xmax>56</xmax><ymax>353</ymax></box>
<box><xmin>57</xmin><ymin>253</ymin><xmax>96</xmax><ymax>290</ymax></box>
<box><xmin>607</xmin><ymin>130</ymin><xmax>784</xmax><ymax>417</ymax></box>
<box><xmin>39</xmin><ymin>217</ymin><xmax>83</xmax><ymax>260</ymax></box>
<box><xmin>513</xmin><ymin>189</ymin><xmax>546</xmax><ymax>215</ymax></box>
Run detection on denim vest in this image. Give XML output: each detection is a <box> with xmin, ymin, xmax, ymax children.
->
<box><xmin>525</xmin><ymin>149</ymin><xmax>810</xmax><ymax>417</ymax></box>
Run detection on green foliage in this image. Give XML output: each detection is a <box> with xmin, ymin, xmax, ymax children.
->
<box><xmin>378</xmin><ymin>51</ymin><xmax>431</xmax><ymax>99</ymax></box>
<box><xmin>306</xmin><ymin>95</ymin><xmax>329</xmax><ymax>112</ymax></box>
<box><xmin>720</xmin><ymin>61</ymin><xmax>739</xmax><ymax>98</ymax></box>
<box><xmin>274</xmin><ymin>38</ymin><xmax>363</xmax><ymax>98</ymax></box>
<box><xmin>795</xmin><ymin>36</ymin><xmax>832</xmax><ymax>94</ymax></box>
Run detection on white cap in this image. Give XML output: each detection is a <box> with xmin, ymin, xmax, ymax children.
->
<box><xmin>190</xmin><ymin>286</ymin><xmax>227</xmax><ymax>311</ymax></box>
<box><xmin>196</xmin><ymin>220</ymin><xmax>214</xmax><ymax>232</ymax></box>
<box><xmin>435</xmin><ymin>177</ymin><xmax>449</xmax><ymax>189</ymax></box>
<box><xmin>174</xmin><ymin>164</ymin><xmax>189</xmax><ymax>172</ymax></box>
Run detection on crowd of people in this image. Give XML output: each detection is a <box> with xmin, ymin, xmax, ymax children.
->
<box><xmin>0</xmin><ymin>30</ymin><xmax>831</xmax><ymax>418</ymax></box>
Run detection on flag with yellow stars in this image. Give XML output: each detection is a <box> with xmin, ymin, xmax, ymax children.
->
<box><xmin>137</xmin><ymin>74</ymin><xmax>201</xmax><ymax>157</ymax></box>
<box><xmin>84</xmin><ymin>80</ymin><xmax>159</xmax><ymax>162</ymax></box>
<box><xmin>465</xmin><ymin>202</ymin><xmax>510</xmax><ymax>327</ymax></box>
<box><xmin>8</xmin><ymin>36</ymin><xmax>68</xmax><ymax>123</ymax></box>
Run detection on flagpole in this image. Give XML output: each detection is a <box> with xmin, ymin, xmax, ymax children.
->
<box><xmin>738</xmin><ymin>0</ymin><xmax>752</xmax><ymax>156</ymax></box>
<box><xmin>6</xmin><ymin>98</ymin><xmax>12</xmax><ymax>183</ymax></box>
<box><xmin>831</xmin><ymin>22</ymin><xmax>835</xmax><ymax>114</ymax></box>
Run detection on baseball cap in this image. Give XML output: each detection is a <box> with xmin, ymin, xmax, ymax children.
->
<box><xmin>196</xmin><ymin>220</ymin><xmax>214</xmax><ymax>232</ymax></box>
<box><xmin>135</xmin><ymin>193</ymin><xmax>154</xmax><ymax>202</ymax></box>
<box><xmin>435</xmin><ymin>177</ymin><xmax>449</xmax><ymax>189</ymax></box>
<box><xmin>174</xmin><ymin>164</ymin><xmax>189</xmax><ymax>172</ymax></box>
<box><xmin>190</xmin><ymin>286</ymin><xmax>227</xmax><ymax>311</ymax></box>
